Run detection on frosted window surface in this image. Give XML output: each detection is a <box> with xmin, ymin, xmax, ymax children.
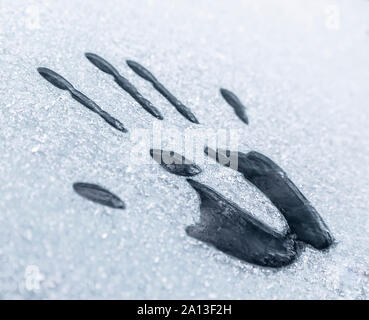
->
<box><xmin>0</xmin><ymin>0</ymin><xmax>368</xmax><ymax>299</ymax></box>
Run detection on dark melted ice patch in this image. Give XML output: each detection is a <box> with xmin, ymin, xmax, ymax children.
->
<box><xmin>73</xmin><ymin>182</ymin><xmax>125</xmax><ymax>209</ymax></box>
<box><xmin>220</xmin><ymin>88</ymin><xmax>249</xmax><ymax>125</ymax></box>
<box><xmin>186</xmin><ymin>179</ymin><xmax>299</xmax><ymax>268</ymax></box>
<box><xmin>85</xmin><ymin>53</ymin><xmax>163</xmax><ymax>120</ymax></box>
<box><xmin>150</xmin><ymin>149</ymin><xmax>202</xmax><ymax>177</ymax></box>
<box><xmin>127</xmin><ymin>60</ymin><xmax>199</xmax><ymax>124</ymax></box>
<box><xmin>37</xmin><ymin>67</ymin><xmax>128</xmax><ymax>133</ymax></box>
<box><xmin>205</xmin><ymin>147</ymin><xmax>334</xmax><ymax>250</ymax></box>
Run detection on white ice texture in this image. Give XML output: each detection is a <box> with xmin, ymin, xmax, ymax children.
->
<box><xmin>0</xmin><ymin>0</ymin><xmax>368</xmax><ymax>299</ymax></box>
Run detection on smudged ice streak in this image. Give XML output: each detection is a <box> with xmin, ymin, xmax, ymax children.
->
<box><xmin>150</xmin><ymin>149</ymin><xmax>202</xmax><ymax>176</ymax></box>
<box><xmin>220</xmin><ymin>88</ymin><xmax>249</xmax><ymax>125</ymax></box>
<box><xmin>85</xmin><ymin>53</ymin><xmax>164</xmax><ymax>120</ymax></box>
<box><xmin>186</xmin><ymin>179</ymin><xmax>299</xmax><ymax>268</ymax></box>
<box><xmin>127</xmin><ymin>60</ymin><xmax>199</xmax><ymax>124</ymax></box>
<box><xmin>37</xmin><ymin>67</ymin><xmax>128</xmax><ymax>133</ymax></box>
<box><xmin>205</xmin><ymin>147</ymin><xmax>334</xmax><ymax>250</ymax></box>
<box><xmin>73</xmin><ymin>183</ymin><xmax>125</xmax><ymax>209</ymax></box>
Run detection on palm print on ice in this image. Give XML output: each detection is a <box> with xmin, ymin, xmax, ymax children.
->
<box><xmin>37</xmin><ymin>53</ymin><xmax>333</xmax><ymax>268</ymax></box>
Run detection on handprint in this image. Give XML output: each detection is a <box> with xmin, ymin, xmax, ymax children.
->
<box><xmin>37</xmin><ymin>51</ymin><xmax>333</xmax><ymax>269</ymax></box>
